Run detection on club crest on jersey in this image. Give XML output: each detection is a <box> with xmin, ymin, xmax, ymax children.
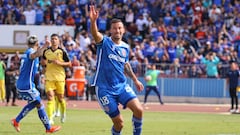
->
<box><xmin>56</xmin><ymin>52</ymin><xmax>61</xmax><ymax>57</ymax></box>
<box><xmin>120</xmin><ymin>49</ymin><xmax>127</xmax><ymax>57</ymax></box>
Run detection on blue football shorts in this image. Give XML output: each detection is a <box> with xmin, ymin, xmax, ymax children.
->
<box><xmin>17</xmin><ymin>88</ymin><xmax>41</xmax><ymax>103</ymax></box>
<box><xmin>95</xmin><ymin>84</ymin><xmax>137</xmax><ymax>118</ymax></box>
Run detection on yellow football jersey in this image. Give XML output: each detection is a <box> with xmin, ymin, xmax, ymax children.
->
<box><xmin>43</xmin><ymin>47</ymin><xmax>70</xmax><ymax>81</ymax></box>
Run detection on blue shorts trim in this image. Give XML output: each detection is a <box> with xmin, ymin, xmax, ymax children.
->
<box><xmin>18</xmin><ymin>88</ymin><xmax>41</xmax><ymax>103</ymax></box>
<box><xmin>122</xmin><ymin>96</ymin><xmax>136</xmax><ymax>109</ymax></box>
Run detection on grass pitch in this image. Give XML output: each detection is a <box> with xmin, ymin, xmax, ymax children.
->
<box><xmin>1</xmin><ymin>106</ymin><xmax>240</xmax><ymax>135</ymax></box>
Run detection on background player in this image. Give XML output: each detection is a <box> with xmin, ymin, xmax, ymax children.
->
<box><xmin>41</xmin><ymin>33</ymin><xmax>71</xmax><ymax>124</ymax></box>
<box><xmin>144</xmin><ymin>64</ymin><xmax>164</xmax><ymax>105</ymax></box>
<box><xmin>0</xmin><ymin>59</ymin><xmax>6</xmax><ymax>102</ymax></box>
<box><xmin>11</xmin><ymin>35</ymin><xmax>61</xmax><ymax>133</ymax></box>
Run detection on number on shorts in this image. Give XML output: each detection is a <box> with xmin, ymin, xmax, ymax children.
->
<box><xmin>100</xmin><ymin>96</ymin><xmax>109</xmax><ymax>106</ymax></box>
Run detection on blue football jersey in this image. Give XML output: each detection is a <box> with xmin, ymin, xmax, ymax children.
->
<box><xmin>17</xmin><ymin>48</ymin><xmax>39</xmax><ymax>91</ymax></box>
<box><xmin>91</xmin><ymin>36</ymin><xmax>129</xmax><ymax>93</ymax></box>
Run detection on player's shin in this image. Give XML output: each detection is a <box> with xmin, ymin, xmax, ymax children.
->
<box><xmin>132</xmin><ymin>116</ymin><xmax>143</xmax><ymax>135</ymax></box>
<box><xmin>54</xmin><ymin>96</ymin><xmax>60</xmax><ymax>117</ymax></box>
<box><xmin>37</xmin><ymin>105</ymin><xmax>51</xmax><ymax>130</ymax></box>
<box><xmin>59</xmin><ymin>99</ymin><xmax>66</xmax><ymax>123</ymax></box>
<box><xmin>15</xmin><ymin>101</ymin><xmax>36</xmax><ymax>122</ymax></box>
<box><xmin>46</xmin><ymin>100</ymin><xmax>55</xmax><ymax>124</ymax></box>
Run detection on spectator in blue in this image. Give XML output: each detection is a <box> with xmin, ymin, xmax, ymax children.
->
<box><xmin>13</xmin><ymin>4</ymin><xmax>22</xmax><ymax>23</ymax></box>
<box><xmin>132</xmin><ymin>31</ymin><xmax>143</xmax><ymax>43</ymax></box>
<box><xmin>166</xmin><ymin>40</ymin><xmax>177</xmax><ymax>63</ymax></box>
<box><xmin>97</xmin><ymin>14</ymin><xmax>108</xmax><ymax>33</ymax></box>
<box><xmin>154</xmin><ymin>42</ymin><xmax>167</xmax><ymax>63</ymax></box>
<box><xmin>35</xmin><ymin>4</ymin><xmax>44</xmax><ymax>25</ymax></box>
<box><xmin>129</xmin><ymin>56</ymin><xmax>141</xmax><ymax>76</ymax></box>
<box><xmin>149</xmin><ymin>1</ymin><xmax>160</xmax><ymax>22</ymax></box>
<box><xmin>214</xmin><ymin>17</ymin><xmax>224</xmax><ymax>35</ymax></box>
<box><xmin>143</xmin><ymin>40</ymin><xmax>157</xmax><ymax>63</ymax></box>
<box><xmin>67</xmin><ymin>0</ymin><xmax>76</xmax><ymax>12</ymax></box>
<box><xmin>163</xmin><ymin>12</ymin><xmax>172</xmax><ymax>26</ymax></box>
<box><xmin>201</xmin><ymin>52</ymin><xmax>220</xmax><ymax>78</ymax></box>
<box><xmin>65</xmin><ymin>44</ymin><xmax>75</xmax><ymax>61</ymax></box>
<box><xmin>55</xmin><ymin>15</ymin><xmax>64</xmax><ymax>25</ymax></box>
<box><xmin>178</xmin><ymin>0</ymin><xmax>188</xmax><ymax>15</ymax></box>
<box><xmin>213</xmin><ymin>0</ymin><xmax>222</xmax><ymax>7</ymax></box>
<box><xmin>166</xmin><ymin>24</ymin><xmax>177</xmax><ymax>40</ymax></box>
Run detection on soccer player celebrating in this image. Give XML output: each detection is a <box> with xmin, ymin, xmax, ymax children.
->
<box><xmin>41</xmin><ymin>33</ymin><xmax>71</xmax><ymax>124</ymax></box>
<box><xmin>11</xmin><ymin>35</ymin><xmax>61</xmax><ymax>133</ymax></box>
<box><xmin>89</xmin><ymin>5</ymin><xmax>144</xmax><ymax>135</ymax></box>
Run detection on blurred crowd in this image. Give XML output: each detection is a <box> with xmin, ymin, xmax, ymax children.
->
<box><xmin>1</xmin><ymin>0</ymin><xmax>240</xmax><ymax>79</ymax></box>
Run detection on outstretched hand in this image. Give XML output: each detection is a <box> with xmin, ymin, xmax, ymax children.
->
<box><xmin>89</xmin><ymin>5</ymin><xmax>99</xmax><ymax>22</ymax></box>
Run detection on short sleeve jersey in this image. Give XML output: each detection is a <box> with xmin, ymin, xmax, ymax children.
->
<box><xmin>17</xmin><ymin>48</ymin><xmax>39</xmax><ymax>90</ymax></box>
<box><xmin>91</xmin><ymin>36</ymin><xmax>130</xmax><ymax>94</ymax></box>
<box><xmin>42</xmin><ymin>47</ymin><xmax>70</xmax><ymax>81</ymax></box>
<box><xmin>145</xmin><ymin>70</ymin><xmax>160</xmax><ymax>86</ymax></box>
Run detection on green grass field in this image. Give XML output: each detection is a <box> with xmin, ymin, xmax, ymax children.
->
<box><xmin>1</xmin><ymin>106</ymin><xmax>240</xmax><ymax>135</ymax></box>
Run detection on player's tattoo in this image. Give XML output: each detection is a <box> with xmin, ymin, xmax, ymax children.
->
<box><xmin>124</xmin><ymin>62</ymin><xmax>136</xmax><ymax>81</ymax></box>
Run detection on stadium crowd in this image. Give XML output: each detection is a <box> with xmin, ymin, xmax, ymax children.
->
<box><xmin>1</xmin><ymin>0</ymin><xmax>240</xmax><ymax>79</ymax></box>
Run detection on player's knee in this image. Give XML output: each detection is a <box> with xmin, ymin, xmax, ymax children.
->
<box><xmin>118</xmin><ymin>121</ymin><xmax>124</xmax><ymax>130</ymax></box>
<box><xmin>57</xmin><ymin>96</ymin><xmax>64</xmax><ymax>103</ymax></box>
<box><xmin>47</xmin><ymin>95</ymin><xmax>54</xmax><ymax>101</ymax></box>
<box><xmin>33</xmin><ymin>99</ymin><xmax>42</xmax><ymax>108</ymax></box>
<box><xmin>36</xmin><ymin>102</ymin><xmax>43</xmax><ymax>108</ymax></box>
<box><xmin>134</xmin><ymin>105</ymin><xmax>144</xmax><ymax>118</ymax></box>
<box><xmin>46</xmin><ymin>91</ymin><xmax>55</xmax><ymax>100</ymax></box>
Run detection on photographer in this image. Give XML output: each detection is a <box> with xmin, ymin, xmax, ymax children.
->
<box><xmin>201</xmin><ymin>52</ymin><xmax>220</xmax><ymax>78</ymax></box>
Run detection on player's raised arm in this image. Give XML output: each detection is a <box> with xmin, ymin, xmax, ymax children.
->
<box><xmin>26</xmin><ymin>35</ymin><xmax>50</xmax><ymax>59</ymax></box>
<box><xmin>30</xmin><ymin>41</ymin><xmax>50</xmax><ymax>59</ymax></box>
<box><xmin>89</xmin><ymin>5</ymin><xmax>103</xmax><ymax>43</ymax></box>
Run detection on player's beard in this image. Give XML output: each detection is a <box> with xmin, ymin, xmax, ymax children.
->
<box><xmin>112</xmin><ymin>34</ymin><xmax>122</xmax><ymax>42</ymax></box>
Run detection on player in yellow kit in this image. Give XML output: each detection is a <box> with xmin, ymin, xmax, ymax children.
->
<box><xmin>41</xmin><ymin>33</ymin><xmax>71</xmax><ymax>124</ymax></box>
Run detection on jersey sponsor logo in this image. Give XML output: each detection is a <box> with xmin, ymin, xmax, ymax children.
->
<box><xmin>108</xmin><ymin>54</ymin><xmax>125</xmax><ymax>63</ymax></box>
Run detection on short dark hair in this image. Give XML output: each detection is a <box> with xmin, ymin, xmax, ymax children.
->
<box><xmin>110</xmin><ymin>18</ymin><xmax>123</xmax><ymax>25</ymax></box>
<box><xmin>51</xmin><ymin>33</ymin><xmax>60</xmax><ymax>38</ymax></box>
